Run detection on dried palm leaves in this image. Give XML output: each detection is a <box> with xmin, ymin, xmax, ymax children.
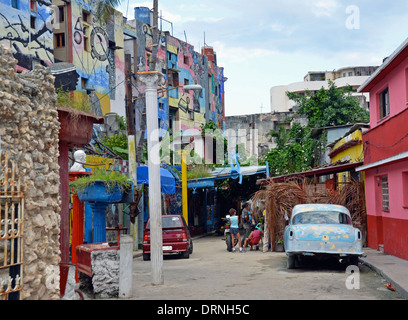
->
<box><xmin>252</xmin><ymin>179</ymin><xmax>367</xmax><ymax>251</ymax></box>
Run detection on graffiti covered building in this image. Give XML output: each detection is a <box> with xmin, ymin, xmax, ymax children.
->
<box><xmin>131</xmin><ymin>7</ymin><xmax>226</xmax><ymax>162</ymax></box>
<box><xmin>52</xmin><ymin>0</ymin><xmax>126</xmax><ymax>116</ymax></box>
<box><xmin>0</xmin><ymin>0</ymin><xmax>54</xmax><ymax>70</ymax></box>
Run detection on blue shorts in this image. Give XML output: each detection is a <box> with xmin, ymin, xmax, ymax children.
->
<box><xmin>230</xmin><ymin>227</ymin><xmax>239</xmax><ymax>234</ymax></box>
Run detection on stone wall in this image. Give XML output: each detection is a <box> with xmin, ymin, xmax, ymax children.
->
<box><xmin>0</xmin><ymin>45</ymin><xmax>61</xmax><ymax>299</ymax></box>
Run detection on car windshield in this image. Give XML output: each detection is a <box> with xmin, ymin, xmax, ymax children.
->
<box><xmin>292</xmin><ymin>211</ymin><xmax>351</xmax><ymax>225</ymax></box>
<box><xmin>147</xmin><ymin>216</ymin><xmax>183</xmax><ymax>229</ymax></box>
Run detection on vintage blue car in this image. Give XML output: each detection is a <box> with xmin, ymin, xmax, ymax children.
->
<box><xmin>284</xmin><ymin>204</ymin><xmax>364</xmax><ymax>269</ymax></box>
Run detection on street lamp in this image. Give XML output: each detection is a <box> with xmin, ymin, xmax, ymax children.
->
<box><xmin>179</xmin><ymin>84</ymin><xmax>203</xmax><ymax>226</ymax></box>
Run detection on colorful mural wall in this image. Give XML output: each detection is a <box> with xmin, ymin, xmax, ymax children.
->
<box><xmin>67</xmin><ymin>0</ymin><xmax>125</xmax><ymax>116</ymax></box>
<box><xmin>0</xmin><ymin>0</ymin><xmax>54</xmax><ymax>70</ymax></box>
<box><xmin>47</xmin><ymin>0</ymin><xmax>126</xmax><ymax>116</ymax></box>
<box><xmin>206</xmin><ymin>48</ymin><xmax>225</xmax><ymax>129</ymax></box>
<box><xmin>167</xmin><ymin>34</ymin><xmax>206</xmax><ymax>131</ymax></box>
<box><xmin>133</xmin><ymin>7</ymin><xmax>225</xmax><ymax>136</ymax></box>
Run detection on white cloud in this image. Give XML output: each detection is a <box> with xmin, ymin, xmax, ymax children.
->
<box><xmin>309</xmin><ymin>0</ymin><xmax>340</xmax><ymax>17</ymax></box>
<box><xmin>211</xmin><ymin>41</ymin><xmax>279</xmax><ymax>65</ymax></box>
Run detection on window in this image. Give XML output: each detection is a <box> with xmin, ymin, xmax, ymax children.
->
<box><xmin>381</xmin><ymin>176</ymin><xmax>389</xmax><ymax>211</ymax></box>
<box><xmin>188</xmin><ymin>109</ymin><xmax>194</xmax><ymax>120</ymax></box>
<box><xmin>405</xmin><ymin>68</ymin><xmax>408</xmax><ymax>103</ymax></box>
<box><xmin>11</xmin><ymin>0</ymin><xmax>18</xmax><ymax>9</ymax></box>
<box><xmin>59</xmin><ymin>6</ymin><xmax>65</xmax><ymax>22</ymax></box>
<box><xmin>348</xmin><ymin>71</ymin><xmax>353</xmax><ymax>76</ymax></box>
<box><xmin>83</xmin><ymin>35</ymin><xmax>89</xmax><ymax>51</ymax></box>
<box><xmin>30</xmin><ymin>16</ymin><xmax>36</xmax><ymax>29</ymax></box>
<box><xmin>184</xmin><ymin>79</ymin><xmax>189</xmax><ymax>86</ymax></box>
<box><xmin>55</xmin><ymin>33</ymin><xmax>65</xmax><ymax>48</ymax></box>
<box><xmin>183</xmin><ymin>55</ymin><xmax>189</xmax><ymax>65</ymax></box>
<box><xmin>403</xmin><ymin>172</ymin><xmax>408</xmax><ymax>207</ymax></box>
<box><xmin>82</xmin><ymin>10</ymin><xmax>91</xmax><ymax>24</ymax></box>
<box><xmin>379</xmin><ymin>87</ymin><xmax>390</xmax><ymax>120</ymax></box>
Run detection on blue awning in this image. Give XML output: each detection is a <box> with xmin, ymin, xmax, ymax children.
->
<box><xmin>137</xmin><ymin>166</ymin><xmax>176</xmax><ymax>194</ymax></box>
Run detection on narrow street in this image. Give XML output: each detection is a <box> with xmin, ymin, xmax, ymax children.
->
<box><xmin>131</xmin><ymin>234</ymin><xmax>404</xmax><ymax>300</ymax></box>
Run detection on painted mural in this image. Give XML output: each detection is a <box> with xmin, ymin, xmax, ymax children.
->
<box><xmin>0</xmin><ymin>0</ymin><xmax>54</xmax><ymax>70</ymax></box>
<box><xmin>167</xmin><ymin>35</ymin><xmax>206</xmax><ymax>131</ymax></box>
<box><xmin>133</xmin><ymin>19</ymin><xmax>169</xmax><ymax>137</ymax></box>
<box><xmin>69</xmin><ymin>0</ymin><xmax>125</xmax><ymax>116</ymax></box>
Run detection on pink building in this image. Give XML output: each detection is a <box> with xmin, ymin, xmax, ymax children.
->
<box><xmin>357</xmin><ymin>38</ymin><xmax>408</xmax><ymax>260</ymax></box>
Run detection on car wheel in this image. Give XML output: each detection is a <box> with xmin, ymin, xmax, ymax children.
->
<box><xmin>287</xmin><ymin>254</ymin><xmax>296</xmax><ymax>269</ymax></box>
<box><xmin>182</xmin><ymin>250</ymin><xmax>190</xmax><ymax>259</ymax></box>
<box><xmin>143</xmin><ymin>253</ymin><xmax>150</xmax><ymax>261</ymax></box>
<box><xmin>189</xmin><ymin>240</ymin><xmax>193</xmax><ymax>254</ymax></box>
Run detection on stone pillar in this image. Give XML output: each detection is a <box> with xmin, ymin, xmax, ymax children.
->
<box><xmin>119</xmin><ymin>235</ymin><xmax>133</xmax><ymax>298</ymax></box>
<box><xmin>138</xmin><ymin>71</ymin><xmax>164</xmax><ymax>285</ymax></box>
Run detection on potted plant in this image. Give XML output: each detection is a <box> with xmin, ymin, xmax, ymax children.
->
<box><xmin>70</xmin><ymin>167</ymin><xmax>133</xmax><ymax>243</ymax></box>
<box><xmin>70</xmin><ymin>167</ymin><xmax>132</xmax><ymax>201</ymax></box>
<box><xmin>275</xmin><ymin>239</ymin><xmax>285</xmax><ymax>252</ymax></box>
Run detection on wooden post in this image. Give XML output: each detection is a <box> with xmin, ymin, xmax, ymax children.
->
<box><xmin>180</xmin><ymin>150</ymin><xmax>188</xmax><ymax>225</ymax></box>
<box><xmin>125</xmin><ymin>53</ymin><xmax>139</xmax><ymax>249</ymax></box>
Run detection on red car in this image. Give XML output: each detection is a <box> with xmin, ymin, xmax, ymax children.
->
<box><xmin>142</xmin><ymin>215</ymin><xmax>193</xmax><ymax>261</ymax></box>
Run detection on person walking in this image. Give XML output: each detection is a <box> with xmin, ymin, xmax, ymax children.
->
<box><xmin>228</xmin><ymin>208</ymin><xmax>243</xmax><ymax>252</ymax></box>
<box><xmin>241</xmin><ymin>203</ymin><xmax>251</xmax><ymax>241</ymax></box>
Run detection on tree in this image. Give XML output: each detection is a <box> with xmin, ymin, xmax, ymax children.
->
<box><xmin>286</xmin><ymin>80</ymin><xmax>369</xmax><ymax>128</ymax></box>
<box><xmin>95</xmin><ymin>0</ymin><xmax>122</xmax><ymax>23</ymax></box>
<box><xmin>263</xmin><ymin>81</ymin><xmax>369</xmax><ymax>177</ymax></box>
<box><xmin>262</xmin><ymin>123</ymin><xmax>317</xmax><ymax>176</ymax></box>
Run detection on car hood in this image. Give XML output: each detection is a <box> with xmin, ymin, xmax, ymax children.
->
<box><xmin>290</xmin><ymin>224</ymin><xmax>356</xmax><ymax>242</ymax></box>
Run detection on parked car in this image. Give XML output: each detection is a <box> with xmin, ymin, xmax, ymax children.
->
<box><xmin>142</xmin><ymin>215</ymin><xmax>193</xmax><ymax>261</ymax></box>
<box><xmin>284</xmin><ymin>204</ymin><xmax>364</xmax><ymax>269</ymax></box>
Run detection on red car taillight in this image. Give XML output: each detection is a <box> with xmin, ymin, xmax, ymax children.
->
<box><xmin>182</xmin><ymin>232</ymin><xmax>188</xmax><ymax>242</ymax></box>
<box><xmin>143</xmin><ymin>233</ymin><xmax>150</xmax><ymax>244</ymax></box>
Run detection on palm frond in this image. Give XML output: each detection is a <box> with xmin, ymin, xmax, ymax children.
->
<box><xmin>95</xmin><ymin>0</ymin><xmax>122</xmax><ymax>24</ymax></box>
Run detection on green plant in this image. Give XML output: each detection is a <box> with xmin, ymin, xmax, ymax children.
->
<box><xmin>262</xmin><ymin>123</ymin><xmax>317</xmax><ymax>176</ymax></box>
<box><xmin>56</xmin><ymin>87</ymin><xmax>94</xmax><ymax>114</ymax></box>
<box><xmin>102</xmin><ymin>133</ymin><xmax>128</xmax><ymax>160</ymax></box>
<box><xmin>187</xmin><ymin>164</ymin><xmax>213</xmax><ymax>179</ymax></box>
<box><xmin>70</xmin><ymin>167</ymin><xmax>131</xmax><ymax>194</ymax></box>
<box><xmin>286</xmin><ymin>80</ymin><xmax>369</xmax><ymax>128</ymax></box>
<box><xmin>276</xmin><ymin>239</ymin><xmax>284</xmax><ymax>244</ymax></box>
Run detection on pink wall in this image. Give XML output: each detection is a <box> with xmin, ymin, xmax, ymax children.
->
<box><xmin>362</xmin><ymin>41</ymin><xmax>408</xmax><ymax>260</ymax></box>
<box><xmin>364</xmin><ymin>160</ymin><xmax>408</xmax><ymax>259</ymax></box>
<box><xmin>365</xmin><ymin>161</ymin><xmax>408</xmax><ymax>219</ymax></box>
<box><xmin>369</xmin><ymin>55</ymin><xmax>408</xmax><ymax>127</ymax></box>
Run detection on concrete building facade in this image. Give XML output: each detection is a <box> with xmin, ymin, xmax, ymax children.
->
<box><xmin>270</xmin><ymin>65</ymin><xmax>378</xmax><ymax>113</ymax></box>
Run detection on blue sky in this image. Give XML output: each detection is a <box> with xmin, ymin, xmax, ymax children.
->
<box><xmin>118</xmin><ymin>1</ymin><xmax>408</xmax><ymax>116</ymax></box>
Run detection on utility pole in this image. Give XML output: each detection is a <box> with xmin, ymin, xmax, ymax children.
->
<box><xmin>125</xmin><ymin>53</ymin><xmax>139</xmax><ymax>250</ymax></box>
<box><xmin>149</xmin><ymin>0</ymin><xmax>159</xmax><ymax>71</ymax></box>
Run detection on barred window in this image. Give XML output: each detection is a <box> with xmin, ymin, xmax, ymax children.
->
<box><xmin>381</xmin><ymin>176</ymin><xmax>389</xmax><ymax>211</ymax></box>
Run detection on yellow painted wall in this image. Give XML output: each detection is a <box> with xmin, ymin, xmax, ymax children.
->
<box><xmin>331</xmin><ymin>129</ymin><xmax>364</xmax><ymax>185</ymax></box>
<box><xmin>84</xmin><ymin>155</ymin><xmax>113</xmax><ymax>172</ymax></box>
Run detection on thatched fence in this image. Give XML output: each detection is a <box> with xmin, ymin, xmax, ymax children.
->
<box><xmin>252</xmin><ymin>180</ymin><xmax>367</xmax><ymax>251</ymax></box>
